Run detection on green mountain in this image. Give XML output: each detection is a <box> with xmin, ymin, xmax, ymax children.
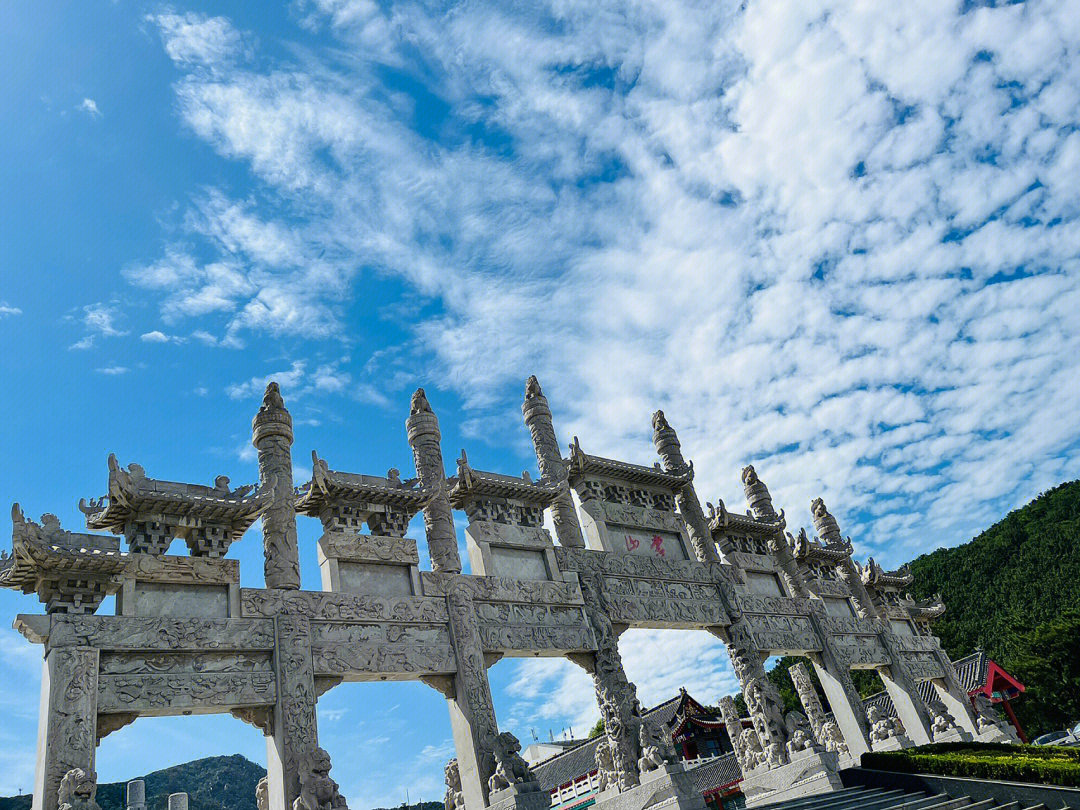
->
<box><xmin>907</xmin><ymin>479</ymin><xmax>1080</xmax><ymax>737</ymax></box>
<box><xmin>0</xmin><ymin>754</ymin><xmax>265</xmax><ymax>810</ymax></box>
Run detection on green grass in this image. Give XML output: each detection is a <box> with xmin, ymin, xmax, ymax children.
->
<box><xmin>861</xmin><ymin>742</ymin><xmax>1080</xmax><ymax>787</ymax></box>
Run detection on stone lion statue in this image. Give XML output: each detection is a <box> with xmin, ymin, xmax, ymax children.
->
<box><xmin>926</xmin><ymin>699</ymin><xmax>958</xmax><ymax>738</ymax></box>
<box><xmin>443</xmin><ymin>758</ymin><xmax>463</xmax><ymax>810</ymax></box>
<box><xmin>293</xmin><ymin>747</ymin><xmax>348</xmax><ymax>810</ymax></box>
<box><xmin>972</xmin><ymin>693</ymin><xmax>1008</xmax><ymax>735</ymax></box>
<box><xmin>487</xmin><ymin>731</ymin><xmax>536</xmax><ymax>794</ymax></box>
<box><xmin>636</xmin><ymin>717</ymin><xmax>676</xmax><ymax>774</ymax></box>
<box><xmin>866</xmin><ymin>704</ymin><xmax>901</xmax><ymax>743</ymax></box>
<box><xmin>256</xmin><ymin>776</ymin><xmax>269</xmax><ymax>810</ymax></box>
<box><xmin>784</xmin><ymin>711</ymin><xmax>820</xmax><ymax>756</ymax></box>
<box><xmin>820</xmin><ymin>720</ymin><xmax>849</xmax><ymax>755</ymax></box>
<box><xmin>58</xmin><ymin>768</ymin><xmax>101</xmax><ymax>810</ymax></box>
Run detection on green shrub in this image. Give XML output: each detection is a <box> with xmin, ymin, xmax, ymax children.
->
<box><xmin>861</xmin><ymin>742</ymin><xmax>1080</xmax><ymax>787</ymax></box>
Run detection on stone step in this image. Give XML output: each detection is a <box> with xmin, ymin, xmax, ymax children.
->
<box><xmin>847</xmin><ymin>791</ymin><xmax>928</xmax><ymax>810</ymax></box>
<box><xmin>812</xmin><ymin>789</ymin><xmax>912</xmax><ymax>809</ymax></box>
<box><xmin>880</xmin><ymin>794</ymin><xmax>957</xmax><ymax>810</ymax></box>
<box><xmin>962</xmin><ymin>801</ymin><xmax>999</xmax><ymax>810</ymax></box>
<box><xmin>749</xmin><ymin>786</ymin><xmax>880</xmax><ymax>810</ymax></box>
<box><xmin>917</xmin><ymin>796</ymin><xmax>977</xmax><ymax>810</ymax></box>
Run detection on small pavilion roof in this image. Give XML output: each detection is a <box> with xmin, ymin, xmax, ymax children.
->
<box><xmin>1</xmin><ymin>505</ymin><xmax>125</xmax><ymax>593</ymax></box>
<box><xmin>706</xmin><ymin>500</ymin><xmax>786</xmax><ymax>538</ymax></box>
<box><xmin>790</xmin><ymin>526</ymin><xmax>853</xmax><ymax>565</ymax></box>
<box><xmin>448</xmin><ymin>451</ymin><xmax>563</xmax><ymax>508</ymax></box>
<box><xmin>861</xmin><ymin>557</ymin><xmax>914</xmax><ymax>590</ymax></box>
<box><xmin>295</xmin><ymin>451</ymin><xmax>429</xmax><ymax>515</ymax></box>
<box><xmin>567</xmin><ymin>437</ymin><xmax>691</xmax><ymax>491</ymax></box>
<box><xmin>82</xmin><ymin>454</ymin><xmax>271</xmax><ymax>534</ymax></box>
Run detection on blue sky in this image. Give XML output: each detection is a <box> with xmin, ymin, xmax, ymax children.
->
<box><xmin>2</xmin><ymin>0</ymin><xmax>1080</xmax><ymax>804</ymax></box>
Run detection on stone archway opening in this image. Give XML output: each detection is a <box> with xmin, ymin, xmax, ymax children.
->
<box><xmin>315</xmin><ymin>679</ymin><xmax>456</xmax><ymax>810</ymax></box>
<box><xmin>94</xmin><ymin>712</ymin><xmax>266</xmax><ymax>808</ymax></box>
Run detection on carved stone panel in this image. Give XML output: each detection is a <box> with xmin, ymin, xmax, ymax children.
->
<box><xmin>241</xmin><ymin>588</ymin><xmax>448</xmax><ymax>623</ymax></box>
<box><xmin>473</xmin><ymin>603</ymin><xmax>596</xmax><ymax>655</ymax></box>
<box><xmin>421</xmin><ymin>572</ymin><xmax>583</xmax><ymax>606</ymax></box>
<box><xmin>309</xmin><ymin>621</ymin><xmax>456</xmax><ymax>677</ymax></box>
<box><xmin>898</xmin><ymin>651</ymin><xmax>946</xmax><ymax>681</ymax></box>
<box><xmin>741</xmin><ymin>613</ymin><xmax>822</xmax><ymax>654</ymax></box>
<box><xmin>98</xmin><ymin>672</ymin><xmax>276</xmax><ymax>714</ymax></box>
<box><xmin>47</xmin><ymin>616</ymin><xmax>275</xmax><ymax>651</ymax></box>
<box><xmin>830</xmin><ymin>634</ymin><xmax>891</xmax><ymax>668</ymax></box>
<box><xmin>39</xmin><ymin>647</ymin><xmax>99</xmax><ymax>810</ymax></box>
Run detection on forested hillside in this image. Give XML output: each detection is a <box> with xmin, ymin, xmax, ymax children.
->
<box><xmin>0</xmin><ymin>755</ymin><xmax>264</xmax><ymax>810</ymax></box>
<box><xmin>907</xmin><ymin>479</ymin><xmax>1080</xmax><ymax>736</ymax></box>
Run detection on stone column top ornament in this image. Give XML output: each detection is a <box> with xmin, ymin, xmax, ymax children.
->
<box><xmin>406</xmin><ymin>388</ymin><xmax>462</xmax><ymax>573</ymax></box>
<box><xmin>254</xmin><ymin>381</ymin><xmax>302</xmax><ymax>589</ymax></box>
<box><xmin>521</xmin><ymin>375</ymin><xmax>586</xmax><ymax>549</ymax></box>
<box><xmin>253</xmin><ymin>381</ymin><xmax>294</xmax><ymax>444</ymax></box>
<box><xmin>651</xmin><ymin>409</ymin><xmax>719</xmax><ymax>563</ymax></box>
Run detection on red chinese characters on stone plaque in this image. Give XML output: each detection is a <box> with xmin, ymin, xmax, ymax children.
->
<box><xmin>624</xmin><ymin>534</ymin><xmax>640</xmax><ymax>551</ymax></box>
<box><xmin>650</xmin><ymin>535</ymin><xmax>666</xmax><ymax>556</ymax></box>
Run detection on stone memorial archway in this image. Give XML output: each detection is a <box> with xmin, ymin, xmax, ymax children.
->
<box><xmin>1</xmin><ymin>376</ymin><xmax>996</xmax><ymax>810</ymax></box>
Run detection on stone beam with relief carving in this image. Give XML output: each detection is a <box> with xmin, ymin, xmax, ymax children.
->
<box><xmin>308</xmin><ymin>621</ymin><xmax>457</xmax><ymax>679</ymax></box>
<box><xmin>20</xmin><ymin>614</ymin><xmax>276</xmax><ymax>651</ymax></box>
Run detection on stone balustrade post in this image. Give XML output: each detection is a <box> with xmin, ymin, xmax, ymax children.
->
<box><xmin>167</xmin><ymin>794</ymin><xmax>188</xmax><ymax>810</ymax></box>
<box><xmin>126</xmin><ymin>779</ymin><xmax>146</xmax><ymax>810</ymax></box>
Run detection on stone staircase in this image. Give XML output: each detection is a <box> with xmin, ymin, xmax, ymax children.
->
<box><xmin>750</xmin><ymin>786</ymin><xmax>1055</xmax><ymax>810</ymax></box>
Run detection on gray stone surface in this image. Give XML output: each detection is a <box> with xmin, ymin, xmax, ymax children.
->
<box><xmin>740</xmin><ymin>750</ymin><xmax>843</xmax><ymax>807</ymax></box>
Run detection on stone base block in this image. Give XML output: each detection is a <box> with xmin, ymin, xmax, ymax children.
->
<box><xmin>870</xmin><ymin>734</ymin><xmax>915</xmax><ymax>752</ymax></box>
<box><xmin>488</xmin><ymin>783</ymin><xmax>551</xmax><ymax>810</ymax></box>
<box><xmin>932</xmin><ymin>728</ymin><xmax>973</xmax><ymax>744</ymax></box>
<box><xmin>593</xmin><ymin>764</ymin><xmax>706</xmax><ymax>810</ymax></box>
<box><xmin>741</xmin><ymin>750</ymin><xmax>843</xmax><ymax>808</ymax></box>
<box><xmin>974</xmin><ymin>726</ymin><xmax>1018</xmax><ymax>744</ymax></box>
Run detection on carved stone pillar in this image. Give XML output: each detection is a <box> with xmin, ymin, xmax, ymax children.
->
<box><xmin>521</xmin><ymin>376</ymin><xmax>584</xmax><ymax>549</ymax></box>
<box><xmin>406</xmin><ymin>389</ymin><xmax>462</xmax><ymax>574</ymax></box>
<box><xmin>806</xmin><ymin>630</ymin><xmax>871</xmax><ymax>761</ymax></box>
<box><xmin>167</xmin><ymin>794</ymin><xmax>189</xmax><ymax>810</ymax></box>
<box><xmin>252</xmin><ymin>382</ymin><xmax>301</xmax><ymax>590</ymax></box>
<box><xmin>726</xmin><ymin>638</ymin><xmax>789</xmax><ymax>767</ymax></box>
<box><xmin>717</xmin><ymin>696</ymin><xmax>747</xmax><ymax>762</ymax></box>
<box><xmin>810</xmin><ymin>499</ymin><xmax>876</xmax><ymax>617</ymax></box>
<box><xmin>266</xmin><ymin>615</ymin><xmax>319</xmax><ymax>810</ymax></box>
<box><xmin>742</xmin><ymin>467</ymin><xmax>808</xmax><ymax>597</ymax></box>
<box><xmin>126</xmin><ymin>780</ymin><xmax>147</xmax><ymax>810</ymax></box>
<box><xmin>33</xmin><ymin>647</ymin><xmax>99</xmax><ymax>810</ymax></box>
<box><xmin>575</xmin><ymin>573</ymin><xmax>641</xmax><ymax>791</ymax></box>
<box><xmin>444</xmin><ymin>586</ymin><xmax>500</xmax><ymax>809</ymax></box>
<box><xmin>877</xmin><ymin>662</ymin><xmax>933</xmax><ymax>745</ymax></box>
<box><xmin>789</xmin><ymin>662</ymin><xmax>827</xmax><ymax>741</ymax></box>
<box><xmin>650</xmin><ymin>411</ymin><xmax>717</xmax><ymax>563</ymax></box>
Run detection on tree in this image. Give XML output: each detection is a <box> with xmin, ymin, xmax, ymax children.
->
<box><xmin>1006</xmin><ymin>611</ymin><xmax>1080</xmax><ymax>737</ymax></box>
<box><xmin>588</xmin><ymin>718</ymin><xmax>605</xmax><ymax>738</ymax></box>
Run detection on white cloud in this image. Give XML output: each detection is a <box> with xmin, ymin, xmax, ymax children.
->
<box><xmin>134</xmin><ymin>0</ymin><xmax>1080</xmax><ymax>573</ymax></box>
<box><xmin>226</xmin><ymin>360</ymin><xmax>308</xmax><ymax>400</ymax></box>
<box><xmin>0</xmin><ymin>302</ymin><xmax>22</xmax><ymax>317</ymax></box>
<box><xmin>140</xmin><ymin>330</ymin><xmax>171</xmax><ymax>342</ymax></box>
<box><xmin>78</xmin><ymin>98</ymin><xmax>100</xmax><ymax>117</ymax></box>
<box><xmin>96</xmin><ymin>366</ymin><xmax>129</xmax><ymax>375</ymax></box>
<box><xmin>150</xmin><ymin>11</ymin><xmax>246</xmax><ymax>69</ymax></box>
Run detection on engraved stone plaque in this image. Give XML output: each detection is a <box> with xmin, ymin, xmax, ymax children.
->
<box><xmin>488</xmin><ymin>546</ymin><xmax>550</xmax><ymax>581</ymax></box>
<box><xmin>609</xmin><ymin>526</ymin><xmax>688</xmax><ymax>560</ymax></box>
<box><xmin>338</xmin><ymin>562</ymin><xmax>414</xmax><ymax>596</ymax></box>
<box><xmin>133</xmin><ymin>583</ymin><xmax>229</xmax><ymax>618</ymax></box>
<box><xmin>745</xmin><ymin>570</ymin><xmax>784</xmax><ymax>597</ymax></box>
<box><xmin>823</xmin><ymin>596</ymin><xmax>855</xmax><ymax>618</ymax></box>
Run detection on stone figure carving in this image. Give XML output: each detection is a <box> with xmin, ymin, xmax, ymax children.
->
<box><xmin>867</xmin><ymin>705</ymin><xmax>902</xmax><ymax>743</ymax></box>
<box><xmin>926</xmin><ymin>698</ymin><xmax>958</xmax><ymax>738</ymax></box>
<box><xmin>637</xmin><ymin>716</ymin><xmax>676</xmax><ymax>774</ymax></box>
<box><xmin>256</xmin><ymin>777</ymin><xmax>269</xmax><ymax>810</ymax></box>
<box><xmin>743</xmin><ymin>676</ymin><xmax>789</xmax><ymax>767</ymax></box>
<box><xmin>58</xmin><ymin>768</ymin><xmax>101</xmax><ymax>810</ymax></box>
<box><xmin>293</xmin><ymin>747</ymin><xmax>349</xmax><ymax>810</ymax></box>
<box><xmin>738</xmin><ymin>728</ymin><xmax>766</xmax><ymax>772</ymax></box>
<box><xmin>819</xmin><ymin>721</ymin><xmax>849</xmax><ymax>755</ymax></box>
<box><xmin>784</xmin><ymin>711</ymin><xmax>820</xmax><ymax>757</ymax></box>
<box><xmin>487</xmin><ymin>731</ymin><xmax>537</xmax><ymax>793</ymax></box>
<box><xmin>594</xmin><ymin>737</ymin><xmax>616</xmax><ymax>791</ymax></box>
<box><xmin>788</xmin><ymin>662</ymin><xmax>827</xmax><ymax>741</ymax></box>
<box><xmin>443</xmin><ymin>758</ymin><xmax>463</xmax><ymax>810</ymax></box>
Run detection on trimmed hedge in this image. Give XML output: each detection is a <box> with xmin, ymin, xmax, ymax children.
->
<box><xmin>861</xmin><ymin>742</ymin><xmax>1080</xmax><ymax>787</ymax></box>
